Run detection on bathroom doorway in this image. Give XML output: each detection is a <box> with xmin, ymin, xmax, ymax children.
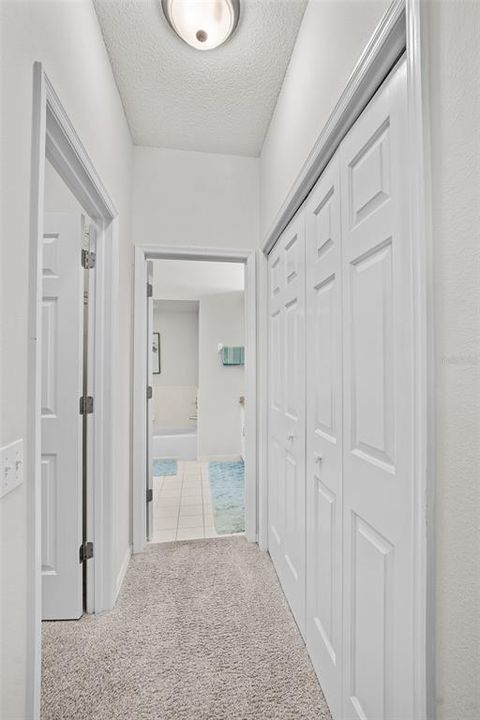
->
<box><xmin>149</xmin><ymin>259</ymin><xmax>245</xmax><ymax>542</ymax></box>
<box><xmin>132</xmin><ymin>247</ymin><xmax>257</xmax><ymax>553</ymax></box>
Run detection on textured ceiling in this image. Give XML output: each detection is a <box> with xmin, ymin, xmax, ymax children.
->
<box><xmin>93</xmin><ymin>0</ymin><xmax>307</xmax><ymax>156</ymax></box>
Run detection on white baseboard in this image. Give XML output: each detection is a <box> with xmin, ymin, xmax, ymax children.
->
<box><xmin>198</xmin><ymin>454</ymin><xmax>243</xmax><ymax>463</ymax></box>
<box><xmin>114</xmin><ymin>545</ymin><xmax>132</xmax><ymax>604</ymax></box>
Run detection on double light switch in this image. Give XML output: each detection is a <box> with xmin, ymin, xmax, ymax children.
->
<box><xmin>1</xmin><ymin>439</ymin><xmax>24</xmax><ymax>499</ymax></box>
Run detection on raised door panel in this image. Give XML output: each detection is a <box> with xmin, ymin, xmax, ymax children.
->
<box><xmin>341</xmin><ymin>59</ymin><xmax>414</xmax><ymax>720</ymax></box>
<box><xmin>284</xmin><ymin>451</ymin><xmax>301</xmax><ymax>582</ymax></box>
<box><xmin>350</xmin><ymin>241</ymin><xmax>394</xmax><ymax>472</ymax></box>
<box><xmin>41</xmin><ymin>297</ymin><xmax>58</xmax><ymax>416</ymax></box>
<box><xmin>285</xmin><ymin>298</ymin><xmax>301</xmax><ymax>422</ymax></box>
<box><xmin>311</xmin><ymin>475</ymin><xmax>336</xmax><ymax>660</ymax></box>
<box><xmin>269</xmin><ymin>437</ymin><xmax>284</xmax><ymax>549</ymax></box>
<box><xmin>312</xmin><ymin>276</ymin><xmax>336</xmax><ymax>439</ymax></box>
<box><xmin>305</xmin><ymin>155</ymin><xmax>343</xmax><ymax>719</ymax></box>
<box><xmin>349</xmin><ymin>514</ymin><xmax>394</xmax><ymax>720</ymax></box>
<box><xmin>41</xmin><ymin>455</ymin><xmax>57</xmax><ymax>574</ymax></box>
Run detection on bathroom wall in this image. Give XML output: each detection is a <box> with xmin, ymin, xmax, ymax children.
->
<box><xmin>152</xmin><ymin>300</ymin><xmax>199</xmax><ymax>429</ymax></box>
<box><xmin>198</xmin><ymin>292</ymin><xmax>245</xmax><ymax>460</ymax></box>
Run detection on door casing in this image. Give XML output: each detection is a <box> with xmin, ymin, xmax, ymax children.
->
<box><xmin>132</xmin><ymin>245</ymin><xmax>257</xmax><ymax>553</ymax></box>
<box><xmin>29</xmin><ymin>65</ymin><xmax>118</xmax><ymax>720</ymax></box>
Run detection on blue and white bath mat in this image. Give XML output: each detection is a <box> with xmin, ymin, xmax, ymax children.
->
<box><xmin>208</xmin><ymin>460</ymin><xmax>245</xmax><ymax>535</ymax></box>
<box><xmin>153</xmin><ymin>458</ymin><xmax>177</xmax><ymax>477</ymax></box>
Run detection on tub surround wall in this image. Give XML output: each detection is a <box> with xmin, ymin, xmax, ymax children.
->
<box><xmin>153</xmin><ymin>386</ymin><xmax>197</xmax><ymax>431</ymax></box>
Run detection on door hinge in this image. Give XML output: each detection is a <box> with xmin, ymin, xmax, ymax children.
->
<box><xmin>81</xmin><ymin>249</ymin><xmax>96</xmax><ymax>269</ymax></box>
<box><xmin>146</xmin><ymin>488</ymin><xmax>153</xmax><ymax>503</ymax></box>
<box><xmin>147</xmin><ymin>385</ymin><xmax>153</xmax><ymax>400</ymax></box>
<box><xmin>79</xmin><ymin>541</ymin><xmax>94</xmax><ymax>563</ymax></box>
<box><xmin>79</xmin><ymin>396</ymin><xmax>94</xmax><ymax>415</ymax></box>
<box><xmin>147</xmin><ymin>282</ymin><xmax>153</xmax><ymax>298</ymax></box>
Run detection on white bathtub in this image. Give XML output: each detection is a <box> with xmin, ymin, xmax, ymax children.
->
<box><xmin>152</xmin><ymin>426</ymin><xmax>197</xmax><ymax>460</ymax></box>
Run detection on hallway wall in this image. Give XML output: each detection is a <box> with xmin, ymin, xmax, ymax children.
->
<box><xmin>259</xmin><ymin>0</ymin><xmax>388</xmax><ymax>239</ymax></box>
<box><xmin>131</xmin><ymin>146</ymin><xmax>260</xmax><ymax>251</ymax></box>
<box><xmin>425</xmin><ymin>2</ymin><xmax>480</xmax><ymax>718</ymax></box>
<box><xmin>0</xmin><ymin>1</ymin><xmax>133</xmax><ymax>717</ymax></box>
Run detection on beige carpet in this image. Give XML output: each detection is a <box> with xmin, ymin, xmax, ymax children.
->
<box><xmin>42</xmin><ymin>537</ymin><xmax>332</xmax><ymax>720</ymax></box>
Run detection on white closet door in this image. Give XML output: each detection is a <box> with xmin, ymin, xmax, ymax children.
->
<box><xmin>268</xmin><ymin>214</ymin><xmax>306</xmax><ymax>635</ymax></box>
<box><xmin>41</xmin><ymin>212</ymin><xmax>84</xmax><ymax>620</ymax></box>
<box><xmin>340</xmin><ymin>59</ymin><xmax>414</xmax><ymax>720</ymax></box>
<box><xmin>305</xmin><ymin>154</ymin><xmax>343</xmax><ymax>718</ymax></box>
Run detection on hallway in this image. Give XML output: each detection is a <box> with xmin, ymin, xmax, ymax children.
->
<box><xmin>3</xmin><ymin>2</ymin><xmax>480</xmax><ymax>719</ymax></box>
<box><xmin>42</xmin><ymin>537</ymin><xmax>331</xmax><ymax>720</ymax></box>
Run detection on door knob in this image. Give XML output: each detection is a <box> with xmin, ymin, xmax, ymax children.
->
<box><xmin>287</xmin><ymin>432</ymin><xmax>295</xmax><ymax>441</ymax></box>
<box><xmin>314</xmin><ymin>452</ymin><xmax>323</xmax><ymax>463</ymax></box>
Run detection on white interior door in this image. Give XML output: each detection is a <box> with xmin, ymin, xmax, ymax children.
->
<box><xmin>340</xmin><ymin>59</ymin><xmax>414</xmax><ymax>720</ymax></box>
<box><xmin>268</xmin><ymin>214</ymin><xmax>306</xmax><ymax>635</ymax></box>
<box><xmin>83</xmin><ymin>220</ymin><xmax>97</xmax><ymax>614</ymax></box>
<box><xmin>41</xmin><ymin>212</ymin><xmax>84</xmax><ymax>620</ymax></box>
<box><xmin>146</xmin><ymin>261</ymin><xmax>154</xmax><ymax>540</ymax></box>
<box><xmin>305</xmin><ymin>154</ymin><xmax>343</xmax><ymax>718</ymax></box>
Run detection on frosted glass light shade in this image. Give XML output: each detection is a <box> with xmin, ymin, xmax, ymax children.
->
<box><xmin>162</xmin><ymin>0</ymin><xmax>240</xmax><ymax>51</ymax></box>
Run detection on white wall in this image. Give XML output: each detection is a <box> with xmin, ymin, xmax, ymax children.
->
<box><xmin>153</xmin><ymin>301</ymin><xmax>199</xmax><ymax>388</ymax></box>
<box><xmin>0</xmin><ymin>2</ymin><xmax>133</xmax><ymax>717</ymax></box>
<box><xmin>198</xmin><ymin>292</ymin><xmax>245</xmax><ymax>459</ymax></box>
<box><xmin>425</xmin><ymin>2</ymin><xmax>480</xmax><ymax>718</ymax></box>
<box><xmin>152</xmin><ymin>301</ymin><xmax>198</xmax><ymax>429</ymax></box>
<box><xmin>131</xmin><ymin>146</ymin><xmax>259</xmax><ymax>250</ymax></box>
<box><xmin>153</xmin><ymin>259</ymin><xmax>244</xmax><ymax>299</ymax></box>
<box><xmin>260</xmin><ymin>0</ymin><xmax>388</xmax><ymax>238</ymax></box>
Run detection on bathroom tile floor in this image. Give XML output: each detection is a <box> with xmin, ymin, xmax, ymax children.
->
<box><xmin>150</xmin><ymin>460</ymin><xmax>221</xmax><ymax>542</ymax></box>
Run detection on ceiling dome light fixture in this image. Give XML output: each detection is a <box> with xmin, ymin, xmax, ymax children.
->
<box><xmin>161</xmin><ymin>0</ymin><xmax>240</xmax><ymax>51</ymax></box>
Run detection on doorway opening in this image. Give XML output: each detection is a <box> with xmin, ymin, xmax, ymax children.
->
<box><xmin>132</xmin><ymin>246</ymin><xmax>257</xmax><ymax>553</ymax></box>
<box><xmin>147</xmin><ymin>259</ymin><xmax>246</xmax><ymax>543</ymax></box>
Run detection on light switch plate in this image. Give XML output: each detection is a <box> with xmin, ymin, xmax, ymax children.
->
<box><xmin>1</xmin><ymin>439</ymin><xmax>24</xmax><ymax>498</ymax></box>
